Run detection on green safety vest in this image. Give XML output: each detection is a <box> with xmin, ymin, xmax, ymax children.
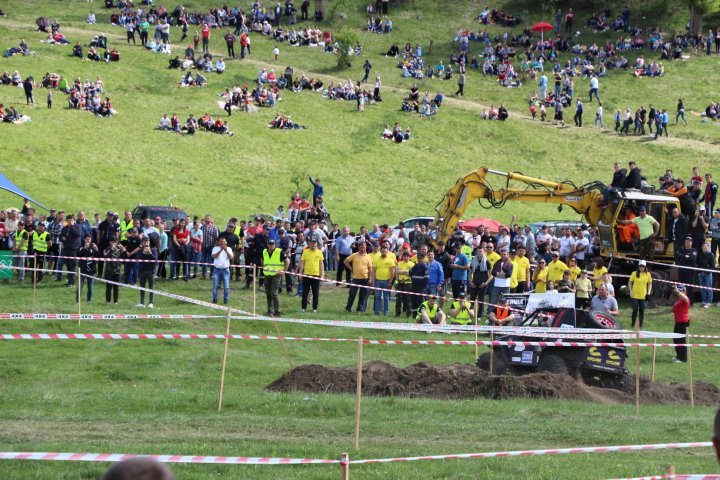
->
<box><xmin>461</xmin><ymin>245</ymin><xmax>472</xmax><ymax>257</ymax></box>
<box><xmin>451</xmin><ymin>300</ymin><xmax>472</xmax><ymax>325</ymax></box>
<box><xmin>15</xmin><ymin>231</ymin><xmax>28</xmax><ymax>251</ymax></box>
<box><xmin>262</xmin><ymin>248</ymin><xmax>284</xmax><ymax>276</ymax></box>
<box><xmin>416</xmin><ymin>300</ymin><xmax>438</xmax><ymax>320</ymax></box>
<box><xmin>120</xmin><ymin>220</ymin><xmax>133</xmax><ymax>241</ymax></box>
<box><xmin>32</xmin><ymin>231</ymin><xmax>49</xmax><ymax>253</ymax></box>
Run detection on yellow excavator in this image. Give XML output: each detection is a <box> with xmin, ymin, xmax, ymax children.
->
<box><xmin>430</xmin><ymin>167</ymin><xmax>681</xmax><ymax>266</ymax></box>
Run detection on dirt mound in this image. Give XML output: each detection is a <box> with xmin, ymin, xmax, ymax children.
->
<box><xmin>266</xmin><ymin>361</ymin><xmax>720</xmax><ymax>406</ymax></box>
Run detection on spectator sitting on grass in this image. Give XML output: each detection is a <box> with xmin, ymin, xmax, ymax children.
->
<box><xmin>268</xmin><ymin>113</ymin><xmax>305</xmax><ymax>129</ymax></box>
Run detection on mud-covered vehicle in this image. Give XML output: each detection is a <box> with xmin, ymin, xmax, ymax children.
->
<box><xmin>477</xmin><ymin>307</ymin><xmax>629</xmax><ymax>389</ymax></box>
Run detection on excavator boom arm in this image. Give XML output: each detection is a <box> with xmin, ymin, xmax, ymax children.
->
<box><xmin>432</xmin><ymin>167</ymin><xmax>604</xmax><ymax>243</ymax></box>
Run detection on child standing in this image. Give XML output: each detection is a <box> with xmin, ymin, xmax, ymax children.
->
<box><xmin>272</xmin><ymin>46</ymin><xmax>280</xmax><ymax>61</ymax></box>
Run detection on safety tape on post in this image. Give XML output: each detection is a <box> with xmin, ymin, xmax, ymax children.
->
<box><xmin>0</xmin><ymin>313</ymin><xmax>224</xmax><ymax>320</ymax></box>
<box><xmin>0</xmin><ymin>333</ymin><xmax>713</xmax><ymax>348</ymax></box>
<box><xmin>0</xmin><ymin>265</ymin><xmax>691</xmax><ymax>340</ymax></box>
<box><xmin>607</xmin><ymin>475</ymin><xmax>720</xmax><ymax>480</ymax></box>
<box><xmin>346</xmin><ymin>442</ymin><xmax>714</xmax><ymax>465</ymax></box>
<box><xmin>0</xmin><ymin>451</ymin><xmax>338</xmax><ymax>465</ymax></box>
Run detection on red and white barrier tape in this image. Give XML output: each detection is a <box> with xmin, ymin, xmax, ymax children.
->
<box><xmin>346</xmin><ymin>442</ymin><xmax>713</xmax><ymax>464</ymax></box>
<box><xmin>608</xmin><ymin>475</ymin><xmax>720</xmax><ymax>480</ymax></box>
<box><xmin>0</xmin><ymin>333</ymin><xmax>712</xmax><ymax>348</ymax></box>
<box><xmin>0</xmin><ymin>313</ymin><xmax>223</xmax><ymax>320</ymax></box>
<box><xmin>0</xmin><ymin>451</ymin><xmax>338</xmax><ymax>465</ymax></box>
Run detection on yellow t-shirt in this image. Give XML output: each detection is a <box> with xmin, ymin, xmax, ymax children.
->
<box><xmin>396</xmin><ymin>260</ymin><xmax>414</xmax><ymax>282</ymax></box>
<box><xmin>510</xmin><ymin>257</ymin><xmax>520</xmax><ymax>289</ymax></box>
<box><xmin>486</xmin><ymin>251</ymin><xmax>501</xmax><ymax>269</ymax></box>
<box><xmin>372</xmin><ymin>253</ymin><xmax>397</xmax><ymax>281</ymax></box>
<box><xmin>345</xmin><ymin>252</ymin><xmax>373</xmax><ymax>280</ymax></box>
<box><xmin>534</xmin><ymin>269</ymin><xmax>548</xmax><ymax>293</ymax></box>
<box><xmin>301</xmin><ymin>248</ymin><xmax>324</xmax><ymax>276</ymax></box>
<box><xmin>575</xmin><ymin>277</ymin><xmax>592</xmax><ymax>298</ymax></box>
<box><xmin>593</xmin><ymin>266</ymin><xmax>608</xmax><ymax>289</ymax></box>
<box><xmin>547</xmin><ymin>260</ymin><xmax>568</xmax><ymax>282</ymax></box>
<box><xmin>629</xmin><ymin>271</ymin><xmax>652</xmax><ymax>300</ymax></box>
<box><xmin>567</xmin><ymin>265</ymin><xmax>581</xmax><ymax>281</ymax></box>
<box><xmin>513</xmin><ymin>256</ymin><xmax>530</xmax><ymax>282</ymax></box>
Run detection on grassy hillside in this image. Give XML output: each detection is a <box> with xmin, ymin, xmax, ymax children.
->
<box><xmin>1</xmin><ymin>0</ymin><xmax>719</xmax><ymax>227</ymax></box>
<box><xmin>1</xmin><ymin>1</ymin><xmax>720</xmax><ymax>478</ymax></box>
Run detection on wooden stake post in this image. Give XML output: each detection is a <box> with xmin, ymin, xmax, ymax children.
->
<box><xmin>635</xmin><ymin>328</ymin><xmax>641</xmax><ymax>415</ymax></box>
<box><xmin>473</xmin><ymin>299</ymin><xmax>479</xmax><ymax>360</ymax></box>
<box><xmin>354</xmin><ymin>337</ymin><xmax>364</xmax><ymax>451</ymax></box>
<box><xmin>217</xmin><ymin>306</ymin><xmax>233</xmax><ymax>412</ymax></box>
<box><xmin>252</xmin><ymin>265</ymin><xmax>257</xmax><ymax>315</ymax></box>
<box><xmin>489</xmin><ymin>330</ymin><xmax>494</xmax><ymax>374</ymax></box>
<box><xmin>32</xmin><ymin>255</ymin><xmax>37</xmax><ymax>307</ymax></box>
<box><xmin>687</xmin><ymin>327</ymin><xmax>694</xmax><ymax>407</ymax></box>
<box><xmin>77</xmin><ymin>266</ymin><xmax>82</xmax><ymax>326</ymax></box>
<box><xmin>650</xmin><ymin>337</ymin><xmax>657</xmax><ymax>382</ymax></box>
<box><xmin>340</xmin><ymin>452</ymin><xmax>349</xmax><ymax>480</ymax></box>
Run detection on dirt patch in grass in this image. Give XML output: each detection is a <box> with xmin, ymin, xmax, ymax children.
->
<box><xmin>266</xmin><ymin>361</ymin><xmax>720</xmax><ymax>406</ymax></box>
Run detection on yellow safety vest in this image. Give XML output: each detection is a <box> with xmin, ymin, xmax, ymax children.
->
<box><xmin>32</xmin><ymin>231</ymin><xmax>49</xmax><ymax>253</ymax></box>
<box><xmin>15</xmin><ymin>231</ymin><xmax>28</xmax><ymax>251</ymax></box>
<box><xmin>416</xmin><ymin>301</ymin><xmax>438</xmax><ymax>320</ymax></box>
<box><xmin>461</xmin><ymin>245</ymin><xmax>472</xmax><ymax>257</ymax></box>
<box><xmin>451</xmin><ymin>300</ymin><xmax>472</xmax><ymax>325</ymax></box>
<box><xmin>262</xmin><ymin>248</ymin><xmax>284</xmax><ymax>276</ymax></box>
<box><xmin>120</xmin><ymin>220</ymin><xmax>133</xmax><ymax>241</ymax></box>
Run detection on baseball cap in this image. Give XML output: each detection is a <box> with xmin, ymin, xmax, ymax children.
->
<box><xmin>226</xmin><ymin>223</ymin><xmax>234</xmax><ymax>228</ymax></box>
<box><xmin>458</xmin><ymin>292</ymin><xmax>466</xmax><ymax>298</ymax></box>
<box><xmin>510</xmin><ymin>249</ymin><xmax>516</xmax><ymax>254</ymax></box>
<box><xmin>278</xmin><ymin>228</ymin><xmax>286</xmax><ymax>234</ymax></box>
<box><xmin>699</xmin><ymin>205</ymin><xmax>706</xmax><ymax>211</ymax></box>
<box><xmin>106</xmin><ymin>210</ymin><xmax>114</xmax><ymax>216</ymax></box>
<box><xmin>638</xmin><ymin>206</ymin><xmax>646</xmax><ymax>212</ymax></box>
<box><xmin>676</xmin><ymin>284</ymin><xmax>686</xmax><ymax>291</ymax></box>
<box><xmin>638</xmin><ymin>260</ymin><xmax>647</xmax><ymax>266</ymax></box>
<box><xmin>551</xmin><ymin>251</ymin><xmax>559</xmax><ymax>256</ymax></box>
<box><xmin>685</xmin><ymin>236</ymin><xmax>693</xmax><ymax>242</ymax></box>
<box><xmin>267</xmin><ymin>239</ymin><xmax>275</xmax><ymax>244</ymax></box>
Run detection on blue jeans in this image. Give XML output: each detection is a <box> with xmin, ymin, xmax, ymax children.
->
<box><xmin>699</xmin><ymin>273</ymin><xmax>713</xmax><ymax>304</ymax></box>
<box><xmin>192</xmin><ymin>249</ymin><xmax>202</xmax><ymax>277</ymax></box>
<box><xmin>201</xmin><ymin>247</ymin><xmax>214</xmax><ymax>277</ymax></box>
<box><xmin>589</xmin><ymin>88</ymin><xmax>600</xmax><ymax>102</ymax></box>
<box><xmin>374</xmin><ymin>280</ymin><xmax>390</xmax><ymax>315</ymax></box>
<box><xmin>77</xmin><ymin>275</ymin><xmax>94</xmax><ymax>302</ymax></box>
<box><xmin>213</xmin><ymin>267</ymin><xmax>230</xmax><ymax>303</ymax></box>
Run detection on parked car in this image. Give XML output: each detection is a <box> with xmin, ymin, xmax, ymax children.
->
<box><xmin>131</xmin><ymin>205</ymin><xmax>188</xmax><ymax>231</ymax></box>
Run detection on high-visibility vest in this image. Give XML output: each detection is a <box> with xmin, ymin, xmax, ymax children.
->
<box><xmin>262</xmin><ymin>248</ymin><xmax>284</xmax><ymax>276</ymax></box>
<box><xmin>495</xmin><ymin>305</ymin><xmax>511</xmax><ymax>320</ymax></box>
<box><xmin>120</xmin><ymin>220</ymin><xmax>133</xmax><ymax>241</ymax></box>
<box><xmin>461</xmin><ymin>244</ymin><xmax>472</xmax><ymax>257</ymax></box>
<box><xmin>15</xmin><ymin>231</ymin><xmax>28</xmax><ymax>251</ymax></box>
<box><xmin>451</xmin><ymin>300</ymin><xmax>471</xmax><ymax>325</ymax></box>
<box><xmin>416</xmin><ymin>301</ymin><xmax>438</xmax><ymax>320</ymax></box>
<box><xmin>32</xmin><ymin>231</ymin><xmax>49</xmax><ymax>253</ymax></box>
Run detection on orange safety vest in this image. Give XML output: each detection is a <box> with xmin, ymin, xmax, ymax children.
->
<box><xmin>495</xmin><ymin>305</ymin><xmax>511</xmax><ymax>320</ymax></box>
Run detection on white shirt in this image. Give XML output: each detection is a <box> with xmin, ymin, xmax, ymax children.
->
<box><xmin>558</xmin><ymin>236</ymin><xmax>576</xmax><ymax>257</ymax></box>
<box><xmin>574</xmin><ymin>236</ymin><xmax>589</xmax><ymax>260</ymax></box>
<box><xmin>212</xmin><ymin>245</ymin><xmax>234</xmax><ymax>268</ymax></box>
<box><xmin>590</xmin><ymin>76</ymin><xmax>598</xmax><ymax>89</ymax></box>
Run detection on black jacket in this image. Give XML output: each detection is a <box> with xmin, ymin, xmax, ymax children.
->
<box><xmin>611</xmin><ymin>169</ymin><xmax>627</xmax><ymax>188</ymax></box>
<box><xmin>668</xmin><ymin>215</ymin><xmax>688</xmax><ymax>243</ymax></box>
<box><xmin>623</xmin><ymin>168</ymin><xmax>642</xmax><ymax>190</ymax></box>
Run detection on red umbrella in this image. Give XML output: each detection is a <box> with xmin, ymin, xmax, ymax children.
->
<box><xmin>459</xmin><ymin>218</ymin><xmax>506</xmax><ymax>234</ymax></box>
<box><xmin>531</xmin><ymin>21</ymin><xmax>554</xmax><ymax>43</ymax></box>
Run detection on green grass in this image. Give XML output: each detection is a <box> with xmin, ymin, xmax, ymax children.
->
<box><xmin>1</xmin><ymin>277</ymin><xmax>719</xmax><ymax>479</ymax></box>
<box><xmin>2</xmin><ymin>0</ymin><xmax>720</xmax><ymax>477</ymax></box>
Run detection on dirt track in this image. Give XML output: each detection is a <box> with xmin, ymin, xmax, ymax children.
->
<box><xmin>267</xmin><ymin>361</ymin><xmax>720</xmax><ymax>406</ymax></box>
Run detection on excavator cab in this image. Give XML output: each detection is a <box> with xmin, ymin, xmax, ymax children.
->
<box><xmin>597</xmin><ymin>191</ymin><xmax>679</xmax><ymax>262</ymax></box>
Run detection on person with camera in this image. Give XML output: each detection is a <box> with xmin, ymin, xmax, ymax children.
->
<box><xmin>672</xmin><ymin>284</ymin><xmax>690</xmax><ymax>363</ymax></box>
<box><xmin>77</xmin><ymin>235</ymin><xmax>98</xmax><ymax>302</ymax></box>
<box><xmin>448</xmin><ymin>292</ymin><xmax>475</xmax><ymax>325</ymax></box>
<box><xmin>211</xmin><ymin>237</ymin><xmax>234</xmax><ymax>305</ymax></box>
<box><xmin>136</xmin><ymin>236</ymin><xmax>158</xmax><ymax>308</ymax></box>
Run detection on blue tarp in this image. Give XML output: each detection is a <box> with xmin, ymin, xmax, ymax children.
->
<box><xmin>0</xmin><ymin>172</ymin><xmax>49</xmax><ymax>211</ymax></box>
